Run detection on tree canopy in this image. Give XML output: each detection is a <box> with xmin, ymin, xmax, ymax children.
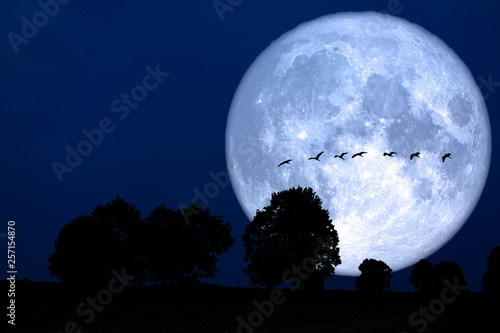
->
<box><xmin>434</xmin><ymin>261</ymin><xmax>467</xmax><ymax>292</ymax></box>
<box><xmin>481</xmin><ymin>246</ymin><xmax>500</xmax><ymax>295</ymax></box>
<box><xmin>48</xmin><ymin>215</ymin><xmax>119</xmax><ymax>285</ymax></box>
<box><xmin>48</xmin><ymin>198</ymin><xmax>234</xmax><ymax>287</ymax></box>
<box><xmin>48</xmin><ymin>197</ymin><xmax>141</xmax><ymax>285</ymax></box>
<box><xmin>409</xmin><ymin>259</ymin><xmax>435</xmax><ymax>294</ymax></box>
<box><xmin>409</xmin><ymin>259</ymin><xmax>467</xmax><ymax>295</ymax></box>
<box><xmin>131</xmin><ymin>203</ymin><xmax>235</xmax><ymax>286</ymax></box>
<box><xmin>242</xmin><ymin>186</ymin><xmax>341</xmax><ymax>290</ymax></box>
<box><xmin>355</xmin><ymin>258</ymin><xmax>393</xmax><ymax>293</ymax></box>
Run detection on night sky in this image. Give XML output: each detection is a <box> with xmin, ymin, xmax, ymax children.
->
<box><xmin>1</xmin><ymin>0</ymin><xmax>498</xmax><ymax>292</ymax></box>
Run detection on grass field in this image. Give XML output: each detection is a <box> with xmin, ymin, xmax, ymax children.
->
<box><xmin>4</xmin><ymin>280</ymin><xmax>496</xmax><ymax>333</ymax></box>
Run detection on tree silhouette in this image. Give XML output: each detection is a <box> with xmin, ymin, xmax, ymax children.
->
<box><xmin>49</xmin><ymin>198</ymin><xmax>234</xmax><ymax>287</ymax></box>
<box><xmin>481</xmin><ymin>246</ymin><xmax>500</xmax><ymax>295</ymax></box>
<box><xmin>48</xmin><ymin>197</ymin><xmax>142</xmax><ymax>285</ymax></box>
<box><xmin>355</xmin><ymin>259</ymin><xmax>393</xmax><ymax>293</ymax></box>
<box><xmin>409</xmin><ymin>259</ymin><xmax>467</xmax><ymax>295</ymax></box>
<box><xmin>131</xmin><ymin>203</ymin><xmax>235</xmax><ymax>287</ymax></box>
<box><xmin>409</xmin><ymin>259</ymin><xmax>435</xmax><ymax>294</ymax></box>
<box><xmin>433</xmin><ymin>261</ymin><xmax>467</xmax><ymax>294</ymax></box>
<box><xmin>242</xmin><ymin>186</ymin><xmax>341</xmax><ymax>290</ymax></box>
<box><xmin>91</xmin><ymin>197</ymin><xmax>143</xmax><ymax>267</ymax></box>
<box><xmin>48</xmin><ymin>215</ymin><xmax>117</xmax><ymax>285</ymax></box>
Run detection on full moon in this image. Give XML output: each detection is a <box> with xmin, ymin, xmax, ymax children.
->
<box><xmin>225</xmin><ymin>12</ymin><xmax>491</xmax><ymax>275</ymax></box>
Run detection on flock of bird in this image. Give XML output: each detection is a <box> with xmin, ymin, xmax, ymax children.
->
<box><xmin>278</xmin><ymin>151</ymin><xmax>452</xmax><ymax>167</ymax></box>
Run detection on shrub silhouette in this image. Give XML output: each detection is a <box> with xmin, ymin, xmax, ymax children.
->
<box><xmin>242</xmin><ymin>186</ymin><xmax>341</xmax><ymax>290</ymax></box>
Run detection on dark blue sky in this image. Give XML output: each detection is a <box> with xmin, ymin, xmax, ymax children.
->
<box><xmin>1</xmin><ymin>0</ymin><xmax>498</xmax><ymax>291</ymax></box>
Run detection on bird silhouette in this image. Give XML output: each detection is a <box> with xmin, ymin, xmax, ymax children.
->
<box><xmin>278</xmin><ymin>159</ymin><xmax>292</xmax><ymax>167</ymax></box>
<box><xmin>410</xmin><ymin>152</ymin><xmax>420</xmax><ymax>160</ymax></box>
<box><xmin>334</xmin><ymin>152</ymin><xmax>348</xmax><ymax>160</ymax></box>
<box><xmin>352</xmin><ymin>152</ymin><xmax>367</xmax><ymax>158</ymax></box>
<box><xmin>442</xmin><ymin>153</ymin><xmax>452</xmax><ymax>163</ymax></box>
<box><xmin>383</xmin><ymin>152</ymin><xmax>397</xmax><ymax>157</ymax></box>
<box><xmin>308</xmin><ymin>151</ymin><xmax>324</xmax><ymax>161</ymax></box>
